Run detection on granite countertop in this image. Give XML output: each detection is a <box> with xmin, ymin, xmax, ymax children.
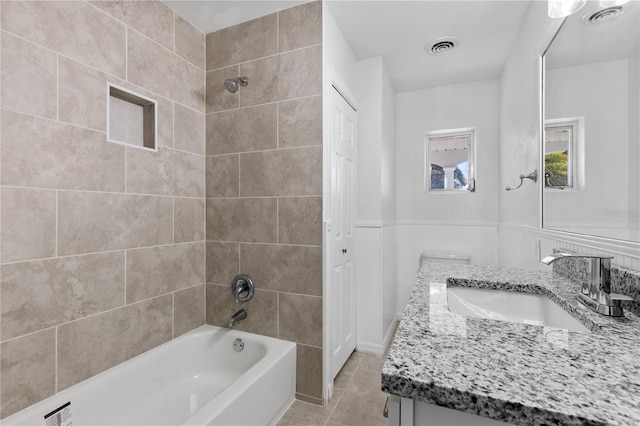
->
<box><xmin>381</xmin><ymin>263</ymin><xmax>640</xmax><ymax>426</ymax></box>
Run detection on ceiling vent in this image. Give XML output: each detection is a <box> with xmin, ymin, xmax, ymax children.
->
<box><xmin>425</xmin><ymin>36</ymin><xmax>461</xmax><ymax>56</ymax></box>
<box><xmin>585</xmin><ymin>6</ymin><xmax>624</xmax><ymax>23</ymax></box>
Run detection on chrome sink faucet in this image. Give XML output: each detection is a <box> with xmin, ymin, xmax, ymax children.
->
<box><xmin>541</xmin><ymin>252</ymin><xmax>632</xmax><ymax>317</ymax></box>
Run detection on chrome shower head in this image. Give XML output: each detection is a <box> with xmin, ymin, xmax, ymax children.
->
<box><xmin>224</xmin><ymin>76</ymin><xmax>248</xmax><ymax>93</ymax></box>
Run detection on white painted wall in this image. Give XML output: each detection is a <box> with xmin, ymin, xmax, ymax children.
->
<box><xmin>354</xmin><ymin>56</ymin><xmax>397</xmax><ymax>353</ymax></box>
<box><xmin>356</xmin><ymin>57</ymin><xmax>384</xmax><ymax>222</ymax></box>
<box><xmin>396</xmin><ymin>79</ymin><xmax>501</xmax><ymax>224</ymax></box>
<box><xmin>395</xmin><ymin>78</ymin><xmax>501</xmax><ymax>312</ymax></box>
<box><xmin>498</xmin><ymin>1</ymin><xmax>639</xmax><ymax>271</ymax></box>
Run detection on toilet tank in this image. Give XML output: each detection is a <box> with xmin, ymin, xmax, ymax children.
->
<box><xmin>420</xmin><ymin>251</ymin><xmax>471</xmax><ymax>266</ymax></box>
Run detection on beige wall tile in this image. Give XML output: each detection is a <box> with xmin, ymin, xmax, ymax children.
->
<box><xmin>279</xmin><ymin>293</ymin><xmax>322</xmax><ymax>347</ymax></box>
<box><xmin>206</xmin><ymin>104</ymin><xmax>277</xmax><ymax>155</ymax></box>
<box><xmin>206</xmin><ymin>198</ymin><xmax>277</xmax><ymax>243</ymax></box>
<box><xmin>1</xmin><ymin>110</ymin><xmax>125</xmax><ymax>192</ymax></box>
<box><xmin>174</xmin><ymin>284</ymin><xmax>205</xmax><ymax>337</ymax></box>
<box><xmin>58</xmin><ymin>191</ymin><xmax>173</xmax><ymax>256</ymax></box>
<box><xmin>174</xmin><ymin>198</ymin><xmax>205</xmax><ymax>243</ymax></box>
<box><xmin>279</xmin><ymin>96</ymin><xmax>323</xmax><ymax>148</ymax></box>
<box><xmin>1</xmin><ymin>32</ymin><xmax>57</xmax><ymax>119</ymax></box>
<box><xmin>278</xmin><ymin>1</ymin><xmax>322</xmax><ymax>52</ymax></box>
<box><xmin>175</xmin><ymin>14</ymin><xmax>205</xmax><ymax>69</ymax></box>
<box><xmin>1</xmin><ymin>252</ymin><xmax>125</xmax><ymax>340</ymax></box>
<box><xmin>58</xmin><ymin>56</ymin><xmax>107</xmax><ymax>131</ymax></box>
<box><xmin>174</xmin><ymin>104</ymin><xmax>205</xmax><ymax>155</ymax></box>
<box><xmin>206</xmin><ymin>14</ymin><xmax>277</xmax><ymax>70</ymax></box>
<box><xmin>206</xmin><ymin>155</ymin><xmax>239</xmax><ymax>198</ymax></box>
<box><xmin>90</xmin><ymin>0</ymin><xmax>174</xmax><ymax>50</ymax></box>
<box><xmin>126</xmin><ymin>243</ymin><xmax>205</xmax><ymax>303</ymax></box>
<box><xmin>1</xmin><ymin>1</ymin><xmax>126</xmax><ymax>78</ymax></box>
<box><xmin>240</xmin><ymin>244</ymin><xmax>322</xmax><ymax>295</ymax></box>
<box><xmin>240</xmin><ymin>147</ymin><xmax>322</xmax><ymax>196</ymax></box>
<box><xmin>0</xmin><ymin>329</ymin><xmax>56</xmax><ymax>418</ymax></box>
<box><xmin>206</xmin><ymin>284</ymin><xmax>277</xmax><ymax>337</ymax></box>
<box><xmin>239</xmin><ymin>45</ymin><xmax>322</xmax><ymax>107</ymax></box>
<box><xmin>1</xmin><ymin>187</ymin><xmax>56</xmax><ymax>264</ymax></box>
<box><xmin>278</xmin><ymin>197</ymin><xmax>322</xmax><ymax>246</ymax></box>
<box><xmin>126</xmin><ymin>147</ymin><xmax>204</xmax><ymax>197</ymax></box>
<box><xmin>206</xmin><ymin>242</ymin><xmax>240</xmax><ymax>284</ymax></box>
<box><xmin>296</xmin><ymin>344</ymin><xmax>322</xmax><ymax>399</ymax></box>
<box><xmin>128</xmin><ymin>30</ymin><xmax>205</xmax><ymax>112</ymax></box>
<box><xmin>206</xmin><ymin>66</ymin><xmax>240</xmax><ymax>113</ymax></box>
<box><xmin>58</xmin><ymin>57</ymin><xmax>173</xmax><ymax>147</ymax></box>
<box><xmin>57</xmin><ymin>295</ymin><xmax>172</xmax><ymax>390</ymax></box>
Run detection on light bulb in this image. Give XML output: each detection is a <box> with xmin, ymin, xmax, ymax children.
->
<box><xmin>600</xmin><ymin>0</ymin><xmax>630</xmax><ymax>6</ymax></box>
<box><xmin>548</xmin><ymin>0</ymin><xmax>587</xmax><ymax>18</ymax></box>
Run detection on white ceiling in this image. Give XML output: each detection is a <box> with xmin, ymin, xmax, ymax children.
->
<box><xmin>545</xmin><ymin>0</ymin><xmax>639</xmax><ymax>69</ymax></box>
<box><xmin>327</xmin><ymin>1</ymin><xmax>531</xmax><ymax>92</ymax></box>
<box><xmin>165</xmin><ymin>0</ymin><xmax>531</xmax><ymax>92</ymax></box>
<box><xmin>164</xmin><ymin>0</ymin><xmax>308</xmax><ymax>34</ymax></box>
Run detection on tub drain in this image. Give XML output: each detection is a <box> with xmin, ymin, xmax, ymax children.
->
<box><xmin>233</xmin><ymin>338</ymin><xmax>244</xmax><ymax>352</ymax></box>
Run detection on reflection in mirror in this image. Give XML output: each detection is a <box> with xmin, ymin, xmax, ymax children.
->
<box><xmin>544</xmin><ymin>117</ymin><xmax>582</xmax><ymax>189</ymax></box>
<box><xmin>543</xmin><ymin>1</ymin><xmax>639</xmax><ymax>242</ymax></box>
<box><xmin>426</xmin><ymin>129</ymin><xmax>475</xmax><ymax>192</ymax></box>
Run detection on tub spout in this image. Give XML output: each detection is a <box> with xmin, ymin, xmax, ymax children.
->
<box><xmin>228</xmin><ymin>309</ymin><xmax>247</xmax><ymax>327</ymax></box>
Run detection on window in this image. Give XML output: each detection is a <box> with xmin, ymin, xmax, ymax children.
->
<box><xmin>107</xmin><ymin>83</ymin><xmax>157</xmax><ymax>151</ymax></box>
<box><xmin>544</xmin><ymin>118</ymin><xmax>582</xmax><ymax>189</ymax></box>
<box><xmin>425</xmin><ymin>128</ymin><xmax>475</xmax><ymax>192</ymax></box>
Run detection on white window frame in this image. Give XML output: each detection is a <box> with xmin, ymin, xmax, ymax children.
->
<box><xmin>425</xmin><ymin>128</ymin><xmax>476</xmax><ymax>193</ymax></box>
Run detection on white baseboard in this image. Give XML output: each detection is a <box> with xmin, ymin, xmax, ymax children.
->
<box><xmin>356</xmin><ymin>341</ymin><xmax>384</xmax><ymax>356</ymax></box>
<box><xmin>383</xmin><ymin>315</ymin><xmax>402</xmax><ymax>352</ymax></box>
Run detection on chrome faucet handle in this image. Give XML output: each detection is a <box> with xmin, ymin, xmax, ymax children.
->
<box><xmin>598</xmin><ymin>292</ymin><xmax>633</xmax><ymax>307</ymax></box>
<box><xmin>231</xmin><ymin>274</ymin><xmax>254</xmax><ymax>303</ymax></box>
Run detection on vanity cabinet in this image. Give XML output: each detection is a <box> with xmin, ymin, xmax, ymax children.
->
<box><xmin>386</xmin><ymin>396</ymin><xmax>513</xmax><ymax>426</ymax></box>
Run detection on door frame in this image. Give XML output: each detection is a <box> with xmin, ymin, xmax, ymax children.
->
<box><xmin>322</xmin><ymin>69</ymin><xmax>359</xmax><ymax>404</ymax></box>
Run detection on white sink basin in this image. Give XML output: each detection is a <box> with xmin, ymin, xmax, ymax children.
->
<box><xmin>447</xmin><ymin>286</ymin><xmax>590</xmax><ymax>333</ymax></box>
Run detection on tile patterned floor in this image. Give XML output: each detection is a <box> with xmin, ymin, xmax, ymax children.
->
<box><xmin>277</xmin><ymin>351</ymin><xmax>389</xmax><ymax>426</ymax></box>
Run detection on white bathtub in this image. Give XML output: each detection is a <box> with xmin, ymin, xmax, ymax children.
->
<box><xmin>3</xmin><ymin>325</ymin><xmax>296</xmax><ymax>425</ymax></box>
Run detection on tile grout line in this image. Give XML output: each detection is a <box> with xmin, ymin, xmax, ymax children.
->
<box><xmin>0</xmin><ymin>184</ymin><xmax>206</xmax><ymax>201</ymax></box>
<box><xmin>124</xmin><ymin>250</ymin><xmax>127</xmax><ymax>306</ymax></box>
<box><xmin>1</xmin><ymin>240</ymin><xmax>206</xmax><ymax>267</ymax></box>
<box><xmin>172</xmin><ymin>197</ymin><xmax>175</xmax><ymax>244</ymax></box>
<box><xmin>54</xmin><ymin>326</ymin><xmax>59</xmax><ymax>393</ymax></box>
<box><xmin>56</xmin><ymin>54</ymin><xmax>60</xmax><ymax>121</ymax></box>
<box><xmin>0</xmin><ymin>282</ymin><xmax>205</xmax><ymax>346</ymax></box>
<box><xmin>172</xmin><ymin>292</ymin><xmax>175</xmax><ymax>339</ymax></box>
<box><xmin>55</xmin><ymin>190</ymin><xmax>59</xmax><ymax>257</ymax></box>
<box><xmin>208</xmin><ymin>42</ymin><xmax>321</xmax><ymax>73</ymax></box>
<box><xmin>0</xmin><ymin>30</ymin><xmax>205</xmax><ymax>114</ymax></box>
<box><xmin>124</xmin><ymin>146</ymin><xmax>128</xmax><ymax>193</ymax></box>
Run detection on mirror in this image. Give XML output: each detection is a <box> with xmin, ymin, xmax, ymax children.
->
<box><xmin>543</xmin><ymin>1</ymin><xmax>639</xmax><ymax>242</ymax></box>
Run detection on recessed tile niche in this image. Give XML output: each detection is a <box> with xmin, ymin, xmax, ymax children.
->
<box><xmin>107</xmin><ymin>83</ymin><xmax>157</xmax><ymax>151</ymax></box>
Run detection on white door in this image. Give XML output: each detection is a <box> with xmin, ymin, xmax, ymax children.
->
<box><xmin>330</xmin><ymin>86</ymin><xmax>357</xmax><ymax>379</ymax></box>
